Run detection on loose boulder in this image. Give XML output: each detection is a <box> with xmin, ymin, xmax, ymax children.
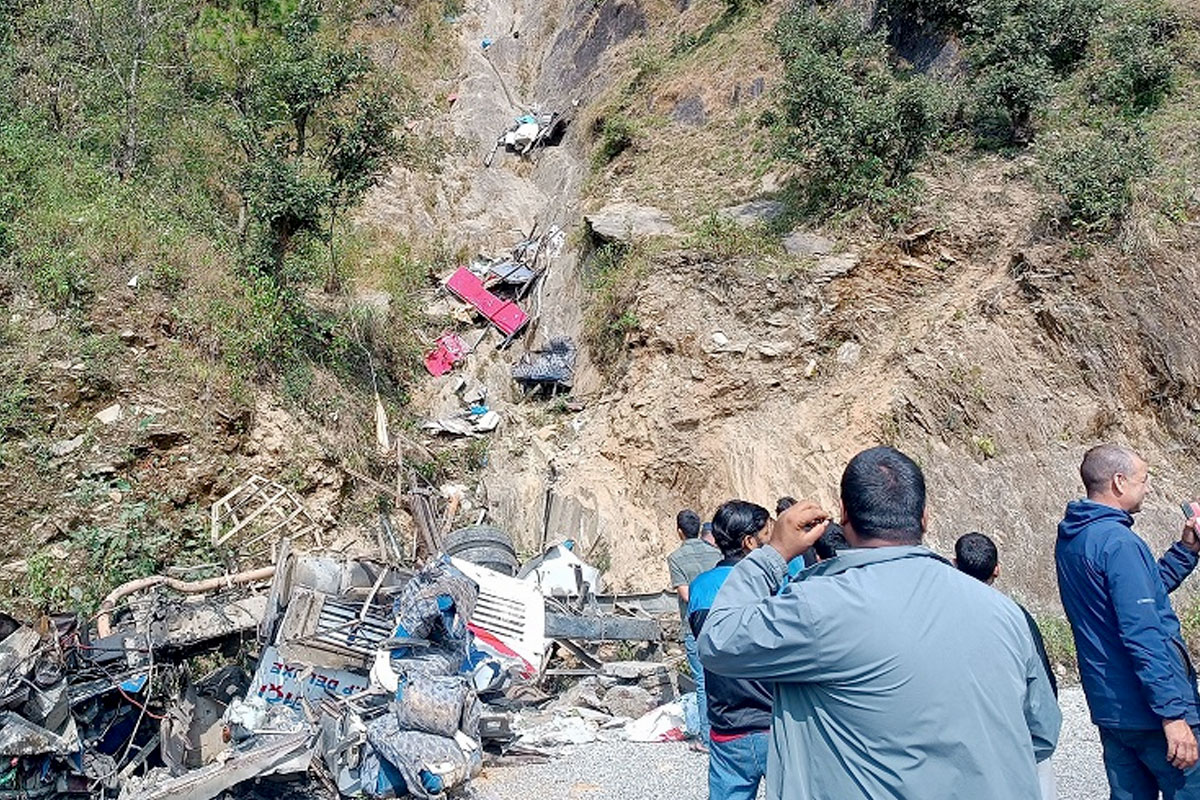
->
<box><xmin>585</xmin><ymin>203</ymin><xmax>679</xmax><ymax>243</ymax></box>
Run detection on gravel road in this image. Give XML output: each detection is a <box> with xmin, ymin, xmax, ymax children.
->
<box><xmin>474</xmin><ymin>687</ymin><xmax>1106</xmax><ymax>800</ymax></box>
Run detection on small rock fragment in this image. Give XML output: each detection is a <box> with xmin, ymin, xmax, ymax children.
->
<box><xmin>758</xmin><ymin>340</ymin><xmax>794</xmax><ymax>358</ymax></box>
<box><xmin>585</xmin><ymin>203</ymin><xmax>679</xmax><ymax>243</ymax></box>
<box><xmin>719</xmin><ymin>200</ymin><xmax>785</xmax><ymax>228</ymax></box>
<box><xmin>670</xmin><ymin>94</ymin><xmax>707</xmax><ymax>126</ymax></box>
<box><xmin>599</xmin><ymin>685</ymin><xmax>657</xmax><ymax>719</ymax></box>
<box><xmin>33</xmin><ymin>312</ymin><xmax>58</xmax><ymax>333</ymax></box>
<box><xmin>783</xmin><ymin>231</ymin><xmax>835</xmax><ymax>257</ymax></box>
<box><xmin>811</xmin><ymin>253</ymin><xmax>860</xmax><ymax>283</ymax></box>
<box><xmin>837</xmin><ymin>341</ymin><xmax>863</xmax><ymax>366</ymax></box>
<box><xmin>50</xmin><ymin>435</ymin><xmax>85</xmax><ymax>457</ymax></box>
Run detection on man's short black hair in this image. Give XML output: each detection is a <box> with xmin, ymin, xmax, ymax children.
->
<box><xmin>955</xmin><ymin>532</ymin><xmax>999</xmax><ymax>583</ymax></box>
<box><xmin>812</xmin><ymin>521</ymin><xmax>849</xmax><ymax>560</ymax></box>
<box><xmin>776</xmin><ymin>496</ymin><xmax>797</xmax><ymax>516</ymax></box>
<box><xmin>1080</xmin><ymin>444</ymin><xmax>1138</xmax><ymax>497</ymax></box>
<box><xmin>840</xmin><ymin>446</ymin><xmax>925</xmax><ymax>543</ymax></box>
<box><xmin>712</xmin><ymin>500</ymin><xmax>769</xmax><ymax>558</ymax></box>
<box><xmin>677</xmin><ymin>509</ymin><xmax>701</xmax><ymax>539</ymax></box>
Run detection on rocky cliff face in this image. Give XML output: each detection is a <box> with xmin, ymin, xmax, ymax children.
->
<box><xmin>363</xmin><ymin>0</ymin><xmax>1200</xmax><ymax>612</ymax></box>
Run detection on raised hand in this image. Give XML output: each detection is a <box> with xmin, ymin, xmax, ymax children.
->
<box><xmin>770</xmin><ymin>501</ymin><xmax>831</xmax><ymax>562</ymax></box>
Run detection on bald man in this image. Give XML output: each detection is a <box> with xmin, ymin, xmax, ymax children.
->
<box><xmin>1057</xmin><ymin>444</ymin><xmax>1200</xmax><ymax>800</ymax></box>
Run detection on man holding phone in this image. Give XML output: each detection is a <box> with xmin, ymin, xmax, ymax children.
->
<box><xmin>1057</xmin><ymin>444</ymin><xmax>1200</xmax><ymax>799</ymax></box>
<box><xmin>698</xmin><ymin>446</ymin><xmax>1059</xmax><ymax>799</ymax></box>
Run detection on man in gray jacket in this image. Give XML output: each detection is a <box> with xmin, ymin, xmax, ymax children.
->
<box><xmin>698</xmin><ymin>446</ymin><xmax>1061</xmax><ymax>800</ymax></box>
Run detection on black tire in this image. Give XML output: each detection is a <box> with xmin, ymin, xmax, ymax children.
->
<box><xmin>448</xmin><ymin>544</ymin><xmax>519</xmax><ymax>575</ymax></box>
<box><xmin>442</xmin><ymin>525</ymin><xmax>518</xmax><ymax>576</ymax></box>
<box><xmin>442</xmin><ymin>525</ymin><xmax>516</xmax><ymax>554</ymax></box>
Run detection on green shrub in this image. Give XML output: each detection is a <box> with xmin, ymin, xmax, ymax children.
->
<box><xmin>1038</xmin><ymin>121</ymin><xmax>1151</xmax><ymax>230</ymax></box>
<box><xmin>1035</xmin><ymin>614</ymin><xmax>1077</xmax><ymax>675</ymax></box>
<box><xmin>963</xmin><ymin>0</ymin><xmax>1099</xmax><ymax>142</ymax></box>
<box><xmin>688</xmin><ymin>213</ymin><xmax>782</xmax><ymax>260</ymax></box>
<box><xmin>723</xmin><ymin>0</ymin><xmax>765</xmax><ymax>16</ymax></box>
<box><xmin>671</xmin><ymin>0</ymin><xmax>764</xmax><ymax>56</ymax></box>
<box><xmin>27</xmin><ymin>245</ymin><xmax>91</xmax><ymax>308</ymax></box>
<box><xmin>973</xmin><ymin>435</ymin><xmax>999</xmax><ymax>459</ymax></box>
<box><xmin>774</xmin><ymin>3</ymin><xmax>951</xmax><ymax>214</ymax></box>
<box><xmin>1089</xmin><ymin>0</ymin><xmax>1178</xmax><ymax>113</ymax></box>
<box><xmin>882</xmin><ymin>0</ymin><xmax>973</xmax><ymax>30</ymax></box>
<box><xmin>25</xmin><ymin>552</ymin><xmax>72</xmax><ymax>610</ymax></box>
<box><xmin>592</xmin><ymin>114</ymin><xmax>634</xmax><ymax>169</ymax></box>
<box><xmin>582</xmin><ymin>241</ymin><xmax>648</xmax><ymax>368</ymax></box>
<box><xmin>0</xmin><ymin>0</ymin><xmax>16</xmax><ymax>46</ymax></box>
<box><xmin>1175</xmin><ymin>601</ymin><xmax>1200</xmax><ymax>662</ymax></box>
<box><xmin>0</xmin><ymin>371</ymin><xmax>34</xmax><ymax>442</ymax></box>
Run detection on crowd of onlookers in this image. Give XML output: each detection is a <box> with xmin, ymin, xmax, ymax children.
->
<box><xmin>666</xmin><ymin>444</ymin><xmax>1200</xmax><ymax>800</ymax></box>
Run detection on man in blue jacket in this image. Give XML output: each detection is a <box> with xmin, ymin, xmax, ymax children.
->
<box><xmin>1057</xmin><ymin>443</ymin><xmax>1200</xmax><ymax>799</ymax></box>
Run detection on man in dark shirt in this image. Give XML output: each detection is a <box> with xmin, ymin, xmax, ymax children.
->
<box><xmin>955</xmin><ymin>531</ymin><xmax>1058</xmax><ymax>799</ymax></box>
<box><xmin>667</xmin><ymin>508</ymin><xmax>720</xmax><ymax>749</ymax></box>
<box><xmin>689</xmin><ymin>500</ymin><xmax>774</xmax><ymax>800</ymax></box>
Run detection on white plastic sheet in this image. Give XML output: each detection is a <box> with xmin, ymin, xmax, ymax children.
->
<box><xmin>624</xmin><ymin>701</ymin><xmax>687</xmax><ymax>743</ymax></box>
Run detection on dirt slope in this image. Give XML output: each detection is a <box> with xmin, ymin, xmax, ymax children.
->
<box><xmin>359</xmin><ymin>0</ymin><xmax>1200</xmax><ymax>614</ymax></box>
<box><xmin>357</xmin><ymin>1</ymin><xmax>645</xmax><ymax>561</ymax></box>
<box><xmin>541</xmin><ymin>176</ymin><xmax>1200</xmax><ymax>610</ymax></box>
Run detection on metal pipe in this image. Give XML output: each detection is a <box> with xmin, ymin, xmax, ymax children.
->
<box><xmin>96</xmin><ymin>566</ymin><xmax>276</xmax><ymax>637</ymax></box>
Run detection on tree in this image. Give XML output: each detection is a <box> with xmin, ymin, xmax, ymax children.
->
<box><xmin>226</xmin><ymin>0</ymin><xmax>401</xmax><ymax>276</ymax></box>
<box><xmin>82</xmin><ymin>0</ymin><xmax>174</xmax><ymax>178</ymax></box>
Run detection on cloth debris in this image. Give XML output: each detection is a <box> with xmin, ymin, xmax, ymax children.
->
<box><xmin>423</xmin><ymin>332</ymin><xmax>469</xmax><ymax>377</ymax></box>
<box><xmin>485</xmin><ymin>110</ymin><xmax>564</xmax><ymax>166</ymax></box>
<box><xmin>421</xmin><ymin>409</ymin><xmax>501</xmax><ymax>437</ymax></box>
<box><xmin>366</xmin><ymin>717</ymin><xmax>481</xmax><ymax>800</ymax></box>
<box><xmin>355</xmin><ymin>558</ymin><xmax>484</xmax><ymax>799</ymax></box>
<box><xmin>513</xmin><ymin>713</ymin><xmax>600</xmax><ymax>747</ymax></box>
<box><xmin>512</xmin><ymin>338</ymin><xmax>576</xmax><ymax>392</ymax></box>
<box><xmin>624</xmin><ymin>700</ymin><xmax>687</xmax><ymax>743</ymax></box>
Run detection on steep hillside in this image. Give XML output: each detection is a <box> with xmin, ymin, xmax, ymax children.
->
<box><xmin>4</xmin><ymin>0</ymin><xmax>1200</xmax><ymax>653</ymax></box>
<box><xmin>0</xmin><ymin>0</ymin><xmax>476</xmax><ymax>612</ymax></box>
<box><xmin>468</xmin><ymin>0</ymin><xmax>1200</xmax><ymax>623</ymax></box>
<box><xmin>0</xmin><ymin>0</ymin><xmax>648</xmax><ymax>613</ymax></box>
